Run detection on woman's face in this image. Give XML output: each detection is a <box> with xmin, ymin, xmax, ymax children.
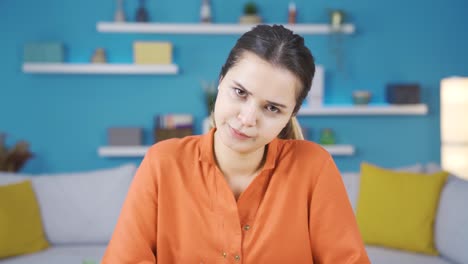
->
<box><xmin>214</xmin><ymin>51</ymin><xmax>301</xmax><ymax>155</ymax></box>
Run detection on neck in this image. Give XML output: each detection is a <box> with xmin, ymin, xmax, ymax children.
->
<box><xmin>213</xmin><ymin>131</ymin><xmax>266</xmax><ymax>179</ymax></box>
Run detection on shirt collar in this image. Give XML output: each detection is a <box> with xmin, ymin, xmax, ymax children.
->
<box><xmin>199</xmin><ymin>128</ymin><xmax>279</xmax><ymax>171</ymax></box>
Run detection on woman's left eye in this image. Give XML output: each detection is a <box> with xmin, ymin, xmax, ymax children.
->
<box><xmin>266</xmin><ymin>105</ymin><xmax>280</xmax><ymax>113</ymax></box>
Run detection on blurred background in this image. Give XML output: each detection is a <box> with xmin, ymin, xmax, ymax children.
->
<box><xmin>1</xmin><ymin>0</ymin><xmax>467</xmax><ymax>173</ymax></box>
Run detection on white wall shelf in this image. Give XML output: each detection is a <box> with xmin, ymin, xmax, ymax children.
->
<box><xmin>98</xmin><ymin>144</ymin><xmax>355</xmax><ymax>157</ymax></box>
<box><xmin>298</xmin><ymin>104</ymin><xmax>428</xmax><ymax>116</ymax></box>
<box><xmin>321</xmin><ymin>145</ymin><xmax>355</xmax><ymax>156</ymax></box>
<box><xmin>98</xmin><ymin>146</ymin><xmax>149</xmax><ymax>157</ymax></box>
<box><xmin>97</xmin><ymin>22</ymin><xmax>355</xmax><ymax>35</ymax></box>
<box><xmin>22</xmin><ymin>63</ymin><xmax>179</xmax><ymax>75</ymax></box>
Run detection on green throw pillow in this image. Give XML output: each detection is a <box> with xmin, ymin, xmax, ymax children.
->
<box><xmin>356</xmin><ymin>162</ymin><xmax>448</xmax><ymax>255</ymax></box>
<box><xmin>0</xmin><ymin>180</ymin><xmax>49</xmax><ymax>258</ymax></box>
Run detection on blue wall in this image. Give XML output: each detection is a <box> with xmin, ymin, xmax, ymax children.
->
<box><xmin>1</xmin><ymin>0</ymin><xmax>467</xmax><ymax>173</ymax></box>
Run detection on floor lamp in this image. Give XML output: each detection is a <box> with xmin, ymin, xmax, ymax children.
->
<box><xmin>441</xmin><ymin>77</ymin><xmax>468</xmax><ymax>179</ymax></box>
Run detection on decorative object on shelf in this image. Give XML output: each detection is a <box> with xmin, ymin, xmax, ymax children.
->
<box><xmin>23</xmin><ymin>42</ymin><xmax>64</xmax><ymax>63</ymax></box>
<box><xmin>352</xmin><ymin>90</ymin><xmax>372</xmax><ymax>105</ymax></box>
<box><xmin>135</xmin><ymin>0</ymin><xmax>149</xmax><ymax>22</ymax></box>
<box><xmin>319</xmin><ymin>128</ymin><xmax>336</xmax><ymax>145</ymax></box>
<box><xmin>306</xmin><ymin>65</ymin><xmax>324</xmax><ymax>108</ymax></box>
<box><xmin>200</xmin><ymin>0</ymin><xmax>212</xmax><ymax>23</ymax></box>
<box><xmin>201</xmin><ymin>80</ymin><xmax>217</xmax><ymax>134</ymax></box>
<box><xmin>91</xmin><ymin>48</ymin><xmax>107</xmax><ymax>63</ymax></box>
<box><xmin>329</xmin><ymin>9</ymin><xmax>346</xmax><ymax>31</ymax></box>
<box><xmin>114</xmin><ymin>0</ymin><xmax>126</xmax><ymax>22</ymax></box>
<box><xmin>327</xmin><ymin>9</ymin><xmax>347</xmax><ymax>72</ymax></box>
<box><xmin>385</xmin><ymin>83</ymin><xmax>421</xmax><ymax>104</ymax></box>
<box><xmin>441</xmin><ymin>77</ymin><xmax>468</xmax><ymax>179</ymax></box>
<box><xmin>108</xmin><ymin>127</ymin><xmax>143</xmax><ymax>146</ymax></box>
<box><xmin>0</xmin><ymin>134</ymin><xmax>33</xmax><ymax>172</ymax></box>
<box><xmin>154</xmin><ymin>114</ymin><xmax>193</xmax><ymax>142</ymax></box>
<box><xmin>239</xmin><ymin>1</ymin><xmax>261</xmax><ymax>24</ymax></box>
<box><xmin>201</xmin><ymin>80</ymin><xmax>217</xmax><ymax>115</ymax></box>
<box><xmin>288</xmin><ymin>2</ymin><xmax>297</xmax><ymax>24</ymax></box>
<box><xmin>133</xmin><ymin>41</ymin><xmax>173</xmax><ymax>64</ymax></box>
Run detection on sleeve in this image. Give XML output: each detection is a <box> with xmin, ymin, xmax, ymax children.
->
<box><xmin>102</xmin><ymin>151</ymin><xmax>158</xmax><ymax>264</ymax></box>
<box><xmin>309</xmin><ymin>157</ymin><xmax>370</xmax><ymax>264</ymax></box>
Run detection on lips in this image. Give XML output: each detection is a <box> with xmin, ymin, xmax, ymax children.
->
<box><xmin>230</xmin><ymin>126</ymin><xmax>251</xmax><ymax>140</ymax></box>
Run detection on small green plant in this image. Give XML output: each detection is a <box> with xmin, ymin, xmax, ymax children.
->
<box><xmin>243</xmin><ymin>1</ymin><xmax>258</xmax><ymax>15</ymax></box>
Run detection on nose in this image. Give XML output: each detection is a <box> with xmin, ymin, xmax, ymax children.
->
<box><xmin>238</xmin><ymin>102</ymin><xmax>257</xmax><ymax>127</ymax></box>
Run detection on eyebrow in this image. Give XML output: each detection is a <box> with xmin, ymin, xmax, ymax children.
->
<box><xmin>233</xmin><ymin>81</ymin><xmax>288</xmax><ymax>109</ymax></box>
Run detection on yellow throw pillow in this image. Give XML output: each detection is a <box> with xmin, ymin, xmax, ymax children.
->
<box><xmin>0</xmin><ymin>180</ymin><xmax>49</xmax><ymax>258</ymax></box>
<box><xmin>356</xmin><ymin>162</ymin><xmax>448</xmax><ymax>255</ymax></box>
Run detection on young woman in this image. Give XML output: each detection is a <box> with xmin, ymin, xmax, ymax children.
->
<box><xmin>103</xmin><ymin>25</ymin><xmax>370</xmax><ymax>263</ymax></box>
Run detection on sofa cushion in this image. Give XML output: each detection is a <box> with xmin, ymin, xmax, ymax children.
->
<box><xmin>0</xmin><ymin>245</ymin><xmax>106</xmax><ymax>264</ymax></box>
<box><xmin>366</xmin><ymin>246</ymin><xmax>453</xmax><ymax>264</ymax></box>
<box><xmin>356</xmin><ymin>162</ymin><xmax>449</xmax><ymax>255</ymax></box>
<box><xmin>435</xmin><ymin>175</ymin><xmax>468</xmax><ymax>264</ymax></box>
<box><xmin>341</xmin><ymin>163</ymin><xmax>424</xmax><ymax>212</ymax></box>
<box><xmin>0</xmin><ymin>180</ymin><xmax>49</xmax><ymax>258</ymax></box>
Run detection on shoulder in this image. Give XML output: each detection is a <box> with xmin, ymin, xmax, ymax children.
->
<box><xmin>277</xmin><ymin>139</ymin><xmax>332</xmax><ymax>163</ymax></box>
<box><xmin>146</xmin><ymin>134</ymin><xmax>202</xmax><ymax>159</ymax></box>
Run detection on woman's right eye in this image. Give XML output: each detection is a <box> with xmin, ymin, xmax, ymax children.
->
<box><xmin>234</xmin><ymin>88</ymin><xmax>247</xmax><ymax>97</ymax></box>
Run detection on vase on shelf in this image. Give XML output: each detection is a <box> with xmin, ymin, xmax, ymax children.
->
<box><xmin>200</xmin><ymin>0</ymin><xmax>212</xmax><ymax>23</ymax></box>
<box><xmin>91</xmin><ymin>48</ymin><xmax>107</xmax><ymax>63</ymax></box>
<box><xmin>114</xmin><ymin>0</ymin><xmax>126</xmax><ymax>22</ymax></box>
<box><xmin>135</xmin><ymin>0</ymin><xmax>149</xmax><ymax>22</ymax></box>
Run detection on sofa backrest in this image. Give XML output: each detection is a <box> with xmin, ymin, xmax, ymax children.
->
<box><xmin>0</xmin><ymin>164</ymin><xmax>136</xmax><ymax>245</ymax></box>
<box><xmin>435</xmin><ymin>175</ymin><xmax>468</xmax><ymax>264</ymax></box>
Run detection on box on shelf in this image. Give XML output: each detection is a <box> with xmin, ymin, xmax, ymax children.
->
<box><xmin>23</xmin><ymin>42</ymin><xmax>65</xmax><ymax>63</ymax></box>
<box><xmin>133</xmin><ymin>41</ymin><xmax>173</xmax><ymax>64</ymax></box>
<box><xmin>108</xmin><ymin>127</ymin><xmax>143</xmax><ymax>146</ymax></box>
<box><xmin>385</xmin><ymin>84</ymin><xmax>420</xmax><ymax>104</ymax></box>
<box><xmin>306</xmin><ymin>65</ymin><xmax>324</xmax><ymax>108</ymax></box>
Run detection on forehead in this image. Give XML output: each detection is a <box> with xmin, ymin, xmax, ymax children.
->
<box><xmin>225</xmin><ymin>52</ymin><xmax>300</xmax><ymax>104</ymax></box>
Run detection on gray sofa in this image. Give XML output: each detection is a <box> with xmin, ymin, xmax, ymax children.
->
<box><xmin>0</xmin><ymin>163</ymin><xmax>467</xmax><ymax>264</ymax></box>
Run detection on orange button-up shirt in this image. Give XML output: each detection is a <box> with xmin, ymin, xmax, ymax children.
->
<box><xmin>103</xmin><ymin>129</ymin><xmax>370</xmax><ymax>263</ymax></box>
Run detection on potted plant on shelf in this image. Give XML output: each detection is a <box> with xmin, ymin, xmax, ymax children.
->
<box><xmin>0</xmin><ymin>134</ymin><xmax>33</xmax><ymax>172</ymax></box>
<box><xmin>239</xmin><ymin>1</ymin><xmax>262</xmax><ymax>24</ymax></box>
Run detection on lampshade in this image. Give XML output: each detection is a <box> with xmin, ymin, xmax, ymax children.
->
<box><xmin>441</xmin><ymin>77</ymin><xmax>468</xmax><ymax>179</ymax></box>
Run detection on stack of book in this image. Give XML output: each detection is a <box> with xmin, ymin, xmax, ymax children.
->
<box><xmin>154</xmin><ymin>114</ymin><xmax>193</xmax><ymax>142</ymax></box>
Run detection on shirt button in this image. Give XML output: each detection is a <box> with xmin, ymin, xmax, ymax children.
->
<box><xmin>243</xmin><ymin>224</ymin><xmax>251</xmax><ymax>231</ymax></box>
<box><xmin>234</xmin><ymin>255</ymin><xmax>241</xmax><ymax>261</ymax></box>
<box><xmin>222</xmin><ymin>252</ymin><xmax>227</xmax><ymax>258</ymax></box>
